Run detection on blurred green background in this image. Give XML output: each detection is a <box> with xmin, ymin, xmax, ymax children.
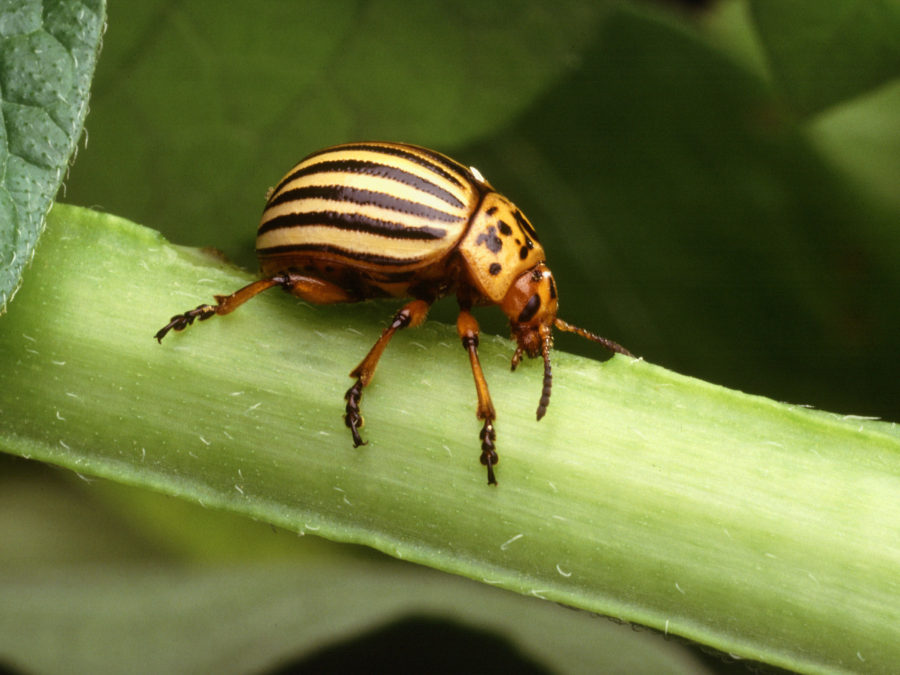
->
<box><xmin>4</xmin><ymin>0</ymin><xmax>899</xmax><ymax>672</ymax></box>
<box><xmin>63</xmin><ymin>0</ymin><xmax>900</xmax><ymax>421</ymax></box>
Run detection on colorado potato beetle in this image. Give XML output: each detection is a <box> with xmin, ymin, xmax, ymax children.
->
<box><xmin>155</xmin><ymin>141</ymin><xmax>632</xmax><ymax>484</ymax></box>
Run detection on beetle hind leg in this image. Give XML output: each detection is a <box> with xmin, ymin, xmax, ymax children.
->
<box><xmin>344</xmin><ymin>299</ymin><xmax>431</xmax><ymax>447</ymax></box>
<box><xmin>155</xmin><ymin>272</ymin><xmax>357</xmax><ymax>343</ymax></box>
<box><xmin>154</xmin><ymin>276</ymin><xmax>286</xmax><ymax>342</ymax></box>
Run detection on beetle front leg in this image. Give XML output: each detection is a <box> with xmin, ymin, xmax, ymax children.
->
<box><xmin>457</xmin><ymin>309</ymin><xmax>499</xmax><ymax>485</ymax></box>
<box><xmin>344</xmin><ymin>299</ymin><xmax>431</xmax><ymax>447</ymax></box>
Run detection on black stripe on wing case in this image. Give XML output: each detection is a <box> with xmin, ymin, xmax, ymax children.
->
<box><xmin>258</xmin><ymin>211</ymin><xmax>448</xmax><ymax>240</ymax></box>
<box><xmin>269</xmin><ymin>160</ymin><xmax>466</xmax><ymax>210</ymax></box>
<box><xmin>266</xmin><ymin>185</ymin><xmax>461</xmax><ymax>223</ymax></box>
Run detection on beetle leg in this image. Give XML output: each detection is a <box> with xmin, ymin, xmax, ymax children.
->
<box><xmin>155</xmin><ymin>277</ymin><xmax>283</xmax><ymax>342</ymax></box>
<box><xmin>457</xmin><ymin>309</ymin><xmax>499</xmax><ymax>485</ymax></box>
<box><xmin>278</xmin><ymin>274</ymin><xmax>357</xmax><ymax>305</ymax></box>
<box><xmin>155</xmin><ymin>273</ymin><xmax>355</xmax><ymax>343</ymax></box>
<box><xmin>344</xmin><ymin>299</ymin><xmax>431</xmax><ymax>448</ymax></box>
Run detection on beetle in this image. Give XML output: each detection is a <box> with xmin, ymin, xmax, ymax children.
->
<box><xmin>155</xmin><ymin>141</ymin><xmax>632</xmax><ymax>484</ymax></box>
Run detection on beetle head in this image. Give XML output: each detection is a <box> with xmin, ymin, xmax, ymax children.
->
<box><xmin>501</xmin><ymin>262</ymin><xmax>558</xmax><ymax>359</ymax></box>
<box><xmin>501</xmin><ymin>263</ymin><xmax>559</xmax><ymax>420</ymax></box>
<box><xmin>501</xmin><ymin>262</ymin><xmax>633</xmax><ymax>421</ymax></box>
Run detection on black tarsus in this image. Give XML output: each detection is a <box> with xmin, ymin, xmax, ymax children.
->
<box><xmin>343</xmin><ymin>380</ymin><xmax>366</xmax><ymax>447</ymax></box>
<box><xmin>154</xmin><ymin>304</ymin><xmax>217</xmax><ymax>343</ymax></box>
<box><xmin>479</xmin><ymin>420</ymin><xmax>498</xmax><ymax>485</ymax></box>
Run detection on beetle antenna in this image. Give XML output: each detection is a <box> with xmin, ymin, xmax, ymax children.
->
<box><xmin>554</xmin><ymin>318</ymin><xmax>633</xmax><ymax>357</ymax></box>
<box><xmin>536</xmin><ymin>337</ymin><xmax>552</xmax><ymax>421</ymax></box>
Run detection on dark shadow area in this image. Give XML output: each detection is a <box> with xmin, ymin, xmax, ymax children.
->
<box><xmin>271</xmin><ymin>614</ymin><xmax>551</xmax><ymax>675</ymax></box>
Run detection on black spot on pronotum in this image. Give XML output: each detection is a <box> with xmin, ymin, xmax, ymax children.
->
<box><xmin>549</xmin><ymin>275</ymin><xmax>557</xmax><ymax>299</ymax></box>
<box><xmin>513</xmin><ymin>209</ymin><xmax>540</xmax><ymax>242</ymax></box>
<box><xmin>488</xmin><ymin>263</ymin><xmax>502</xmax><ymax>276</ymax></box>
<box><xmin>517</xmin><ymin>294</ymin><xmax>541</xmax><ymax>323</ymax></box>
<box><xmin>486</xmin><ymin>206</ymin><xmax>498</xmax><ymax>216</ymax></box>
<box><xmin>518</xmin><ymin>238</ymin><xmax>535</xmax><ymax>260</ymax></box>
<box><xmin>476</xmin><ymin>225</ymin><xmax>503</xmax><ymax>254</ymax></box>
<box><xmin>497</xmin><ymin>220</ymin><xmax>513</xmax><ymax>236</ymax></box>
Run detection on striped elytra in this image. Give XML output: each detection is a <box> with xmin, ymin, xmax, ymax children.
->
<box><xmin>156</xmin><ymin>141</ymin><xmax>633</xmax><ymax>485</ymax></box>
<box><xmin>255</xmin><ymin>142</ymin><xmax>545</xmax><ymax>301</ymax></box>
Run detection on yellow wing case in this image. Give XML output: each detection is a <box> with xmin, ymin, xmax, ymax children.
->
<box><xmin>257</xmin><ymin>142</ymin><xmax>483</xmax><ymax>272</ymax></box>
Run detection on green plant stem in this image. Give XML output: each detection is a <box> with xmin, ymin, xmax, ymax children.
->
<box><xmin>1</xmin><ymin>204</ymin><xmax>898</xmax><ymax>673</ymax></box>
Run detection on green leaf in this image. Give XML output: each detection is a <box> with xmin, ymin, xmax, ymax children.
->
<box><xmin>809</xmin><ymin>81</ymin><xmax>900</xmax><ymax>216</ymax></box>
<box><xmin>2</xmin><ymin>204</ymin><xmax>898</xmax><ymax>673</ymax></box>
<box><xmin>0</xmin><ymin>0</ymin><xmax>105</xmax><ymax>313</ymax></box>
<box><xmin>0</xmin><ymin>471</ymin><xmax>707</xmax><ymax>674</ymax></box>
<box><xmin>750</xmin><ymin>0</ymin><xmax>900</xmax><ymax>115</ymax></box>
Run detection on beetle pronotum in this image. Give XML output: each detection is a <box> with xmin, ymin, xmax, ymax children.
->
<box><xmin>156</xmin><ymin>142</ymin><xmax>632</xmax><ymax>484</ymax></box>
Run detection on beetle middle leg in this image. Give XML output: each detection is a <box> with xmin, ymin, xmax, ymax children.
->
<box><xmin>344</xmin><ymin>299</ymin><xmax>431</xmax><ymax>447</ymax></box>
<box><xmin>457</xmin><ymin>309</ymin><xmax>499</xmax><ymax>485</ymax></box>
